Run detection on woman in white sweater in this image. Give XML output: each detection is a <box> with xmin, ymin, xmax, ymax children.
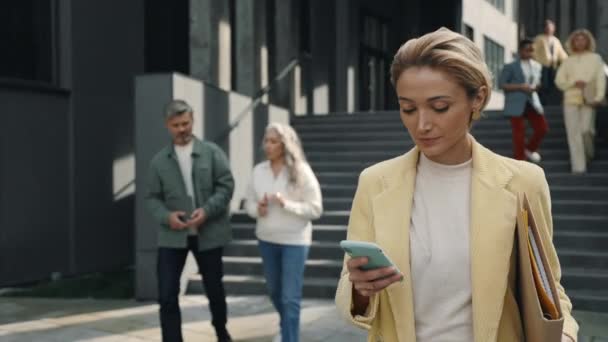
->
<box><xmin>555</xmin><ymin>29</ymin><xmax>606</xmax><ymax>173</ymax></box>
<box><xmin>245</xmin><ymin>122</ymin><xmax>323</xmax><ymax>342</ymax></box>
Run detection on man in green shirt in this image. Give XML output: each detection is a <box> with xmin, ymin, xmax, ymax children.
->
<box><xmin>146</xmin><ymin>99</ymin><xmax>234</xmax><ymax>342</ymax></box>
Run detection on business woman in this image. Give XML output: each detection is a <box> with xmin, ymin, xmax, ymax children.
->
<box><xmin>335</xmin><ymin>28</ymin><xmax>578</xmax><ymax>342</ymax></box>
<box><xmin>555</xmin><ymin>29</ymin><xmax>606</xmax><ymax>173</ymax></box>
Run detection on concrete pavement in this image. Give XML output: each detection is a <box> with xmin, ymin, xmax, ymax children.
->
<box><xmin>1</xmin><ymin>295</ymin><xmax>607</xmax><ymax>341</ymax></box>
<box><xmin>0</xmin><ymin>296</ymin><xmax>365</xmax><ymax>342</ymax></box>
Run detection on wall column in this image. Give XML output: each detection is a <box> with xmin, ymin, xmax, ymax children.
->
<box><xmin>190</xmin><ymin>0</ymin><xmax>231</xmax><ymax>90</ymax></box>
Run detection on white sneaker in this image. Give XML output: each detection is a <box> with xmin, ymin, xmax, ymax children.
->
<box><xmin>273</xmin><ymin>334</ymin><xmax>281</xmax><ymax>342</ymax></box>
<box><xmin>524</xmin><ymin>149</ymin><xmax>542</xmax><ymax>163</ymax></box>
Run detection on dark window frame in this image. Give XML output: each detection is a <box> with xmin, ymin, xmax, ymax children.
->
<box><xmin>483</xmin><ymin>35</ymin><xmax>505</xmax><ymax>90</ymax></box>
<box><xmin>359</xmin><ymin>13</ymin><xmax>392</xmax><ymax>111</ymax></box>
<box><xmin>486</xmin><ymin>0</ymin><xmax>505</xmax><ymax>13</ymax></box>
<box><xmin>0</xmin><ymin>1</ymin><xmax>60</xmax><ymax>86</ymax></box>
<box><xmin>463</xmin><ymin>23</ymin><xmax>475</xmax><ymax>42</ymax></box>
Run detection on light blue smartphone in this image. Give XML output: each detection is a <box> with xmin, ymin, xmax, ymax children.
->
<box><xmin>339</xmin><ymin>240</ymin><xmax>400</xmax><ymax>272</ymax></box>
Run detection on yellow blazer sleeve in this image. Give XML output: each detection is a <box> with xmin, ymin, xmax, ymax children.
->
<box><xmin>529</xmin><ymin>168</ymin><xmax>579</xmax><ymax>341</ymax></box>
<box><xmin>555</xmin><ymin>61</ymin><xmax>573</xmax><ymax>91</ymax></box>
<box><xmin>334</xmin><ymin>169</ymin><xmax>380</xmax><ymax>330</ymax></box>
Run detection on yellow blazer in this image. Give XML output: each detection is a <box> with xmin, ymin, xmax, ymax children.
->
<box><xmin>335</xmin><ymin>138</ymin><xmax>578</xmax><ymax>342</ymax></box>
<box><xmin>533</xmin><ymin>34</ymin><xmax>568</xmax><ymax>68</ymax></box>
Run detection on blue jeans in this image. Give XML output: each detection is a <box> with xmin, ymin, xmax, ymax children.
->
<box><xmin>257</xmin><ymin>240</ymin><xmax>309</xmax><ymax>342</ymax></box>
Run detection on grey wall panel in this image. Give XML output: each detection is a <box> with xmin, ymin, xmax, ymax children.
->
<box><xmin>134</xmin><ymin>73</ymin><xmax>175</xmax><ymax>300</ymax></box>
<box><xmin>0</xmin><ymin>88</ymin><xmax>70</xmax><ymax>286</ymax></box>
<box><xmin>203</xmin><ymin>85</ymin><xmax>231</xmax><ymax>149</ymax></box>
<box><xmin>69</xmin><ymin>0</ymin><xmax>145</xmax><ymax>273</ymax></box>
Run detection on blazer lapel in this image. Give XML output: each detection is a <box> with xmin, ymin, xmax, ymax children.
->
<box><xmin>469</xmin><ymin>141</ymin><xmax>518</xmax><ymax>341</ymax></box>
<box><xmin>372</xmin><ymin>149</ymin><xmax>418</xmax><ymax>342</ymax></box>
<box><xmin>515</xmin><ymin>60</ymin><xmax>526</xmax><ymax>83</ymax></box>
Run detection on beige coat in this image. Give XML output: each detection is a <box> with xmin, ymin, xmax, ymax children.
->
<box><xmin>335</xmin><ymin>139</ymin><xmax>578</xmax><ymax>342</ymax></box>
<box><xmin>533</xmin><ymin>34</ymin><xmax>568</xmax><ymax>68</ymax></box>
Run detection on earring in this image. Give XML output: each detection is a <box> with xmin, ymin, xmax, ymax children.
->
<box><xmin>471</xmin><ymin>110</ymin><xmax>480</xmax><ymax>120</ymax></box>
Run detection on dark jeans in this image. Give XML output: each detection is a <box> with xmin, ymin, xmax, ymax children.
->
<box><xmin>258</xmin><ymin>239</ymin><xmax>309</xmax><ymax>342</ymax></box>
<box><xmin>157</xmin><ymin>236</ymin><xmax>228</xmax><ymax>342</ymax></box>
<box><xmin>540</xmin><ymin>66</ymin><xmax>560</xmax><ymax>105</ymax></box>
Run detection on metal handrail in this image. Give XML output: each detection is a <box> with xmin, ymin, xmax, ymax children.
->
<box><xmin>213</xmin><ymin>57</ymin><xmax>299</xmax><ymax>142</ymax></box>
<box><xmin>113</xmin><ymin>57</ymin><xmax>301</xmax><ymax>201</ymax></box>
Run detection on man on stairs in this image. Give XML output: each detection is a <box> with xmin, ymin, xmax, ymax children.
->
<box><xmin>500</xmin><ymin>38</ymin><xmax>548</xmax><ymax>163</ymax></box>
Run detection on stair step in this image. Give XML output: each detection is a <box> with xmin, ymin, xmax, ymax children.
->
<box><xmin>232</xmin><ymin>223</ymin><xmax>347</xmax><ymax>241</ymax></box>
<box><xmin>550</xmin><ymin>186</ymin><xmax>608</xmax><ymax>200</ymax></box>
<box><xmin>558</xmin><ymin>250</ymin><xmax>608</xmax><ymax>269</ymax></box>
<box><xmin>569</xmin><ymin>290</ymin><xmax>608</xmax><ymax>313</ymax></box>
<box><xmin>221</xmin><ymin>256</ymin><xmax>342</xmax><ymax>278</ymax></box>
<box><xmin>554</xmin><ymin>231</ymin><xmax>608</xmax><ymax>252</ymax></box>
<box><xmin>225</xmin><ymin>240</ymin><xmax>344</xmax><ymax>260</ymax></box>
<box><xmin>562</xmin><ymin>268</ymin><xmax>608</xmax><ymax>292</ymax></box>
<box><xmin>553</xmin><ymin>215</ymin><xmax>608</xmax><ymax>232</ymax></box>
<box><xmin>187</xmin><ymin>274</ymin><xmax>338</xmax><ymax>298</ymax></box>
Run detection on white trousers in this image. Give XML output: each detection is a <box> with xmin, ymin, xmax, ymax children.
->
<box><xmin>563</xmin><ymin>105</ymin><xmax>595</xmax><ymax>173</ymax></box>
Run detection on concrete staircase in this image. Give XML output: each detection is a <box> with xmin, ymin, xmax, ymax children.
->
<box><xmin>188</xmin><ymin>107</ymin><xmax>608</xmax><ymax>313</ymax></box>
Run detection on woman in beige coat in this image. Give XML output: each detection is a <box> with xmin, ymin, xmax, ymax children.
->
<box><xmin>334</xmin><ymin>28</ymin><xmax>578</xmax><ymax>342</ymax></box>
<box><xmin>555</xmin><ymin>29</ymin><xmax>606</xmax><ymax>173</ymax></box>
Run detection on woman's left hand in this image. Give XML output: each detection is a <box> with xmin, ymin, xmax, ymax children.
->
<box><xmin>270</xmin><ymin>192</ymin><xmax>286</xmax><ymax>207</ymax></box>
<box><xmin>561</xmin><ymin>334</ymin><xmax>574</xmax><ymax>342</ymax></box>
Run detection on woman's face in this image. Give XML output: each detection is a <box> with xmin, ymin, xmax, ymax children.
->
<box><xmin>395</xmin><ymin>66</ymin><xmax>485</xmax><ymax>165</ymax></box>
<box><xmin>263</xmin><ymin>129</ymin><xmax>285</xmax><ymax>162</ymax></box>
<box><xmin>572</xmin><ymin>34</ymin><xmax>589</xmax><ymax>52</ymax></box>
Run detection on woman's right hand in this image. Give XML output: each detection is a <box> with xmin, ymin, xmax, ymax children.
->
<box><xmin>347</xmin><ymin>257</ymin><xmax>403</xmax><ymax>297</ymax></box>
<box><xmin>257</xmin><ymin>194</ymin><xmax>269</xmax><ymax>217</ymax></box>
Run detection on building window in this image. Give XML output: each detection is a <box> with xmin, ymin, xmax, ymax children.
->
<box><xmin>463</xmin><ymin>24</ymin><xmax>474</xmax><ymax>42</ymax></box>
<box><xmin>0</xmin><ymin>1</ymin><xmax>55</xmax><ymax>83</ymax></box>
<box><xmin>486</xmin><ymin>0</ymin><xmax>505</xmax><ymax>13</ymax></box>
<box><xmin>299</xmin><ymin>0</ymin><xmax>311</xmax><ymax>55</ymax></box>
<box><xmin>144</xmin><ymin>0</ymin><xmax>189</xmax><ymax>75</ymax></box>
<box><xmin>484</xmin><ymin>36</ymin><xmax>504</xmax><ymax>89</ymax></box>
<box><xmin>359</xmin><ymin>15</ymin><xmax>391</xmax><ymax>111</ymax></box>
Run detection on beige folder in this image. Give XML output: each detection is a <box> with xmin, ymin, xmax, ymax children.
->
<box><xmin>516</xmin><ymin>193</ymin><xmax>564</xmax><ymax>341</ymax></box>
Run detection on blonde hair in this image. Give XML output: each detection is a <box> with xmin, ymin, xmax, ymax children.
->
<box><xmin>265</xmin><ymin>123</ymin><xmax>307</xmax><ymax>186</ymax></box>
<box><xmin>389</xmin><ymin>27</ymin><xmax>492</xmax><ymax>120</ymax></box>
<box><xmin>565</xmin><ymin>29</ymin><xmax>597</xmax><ymax>54</ymax></box>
